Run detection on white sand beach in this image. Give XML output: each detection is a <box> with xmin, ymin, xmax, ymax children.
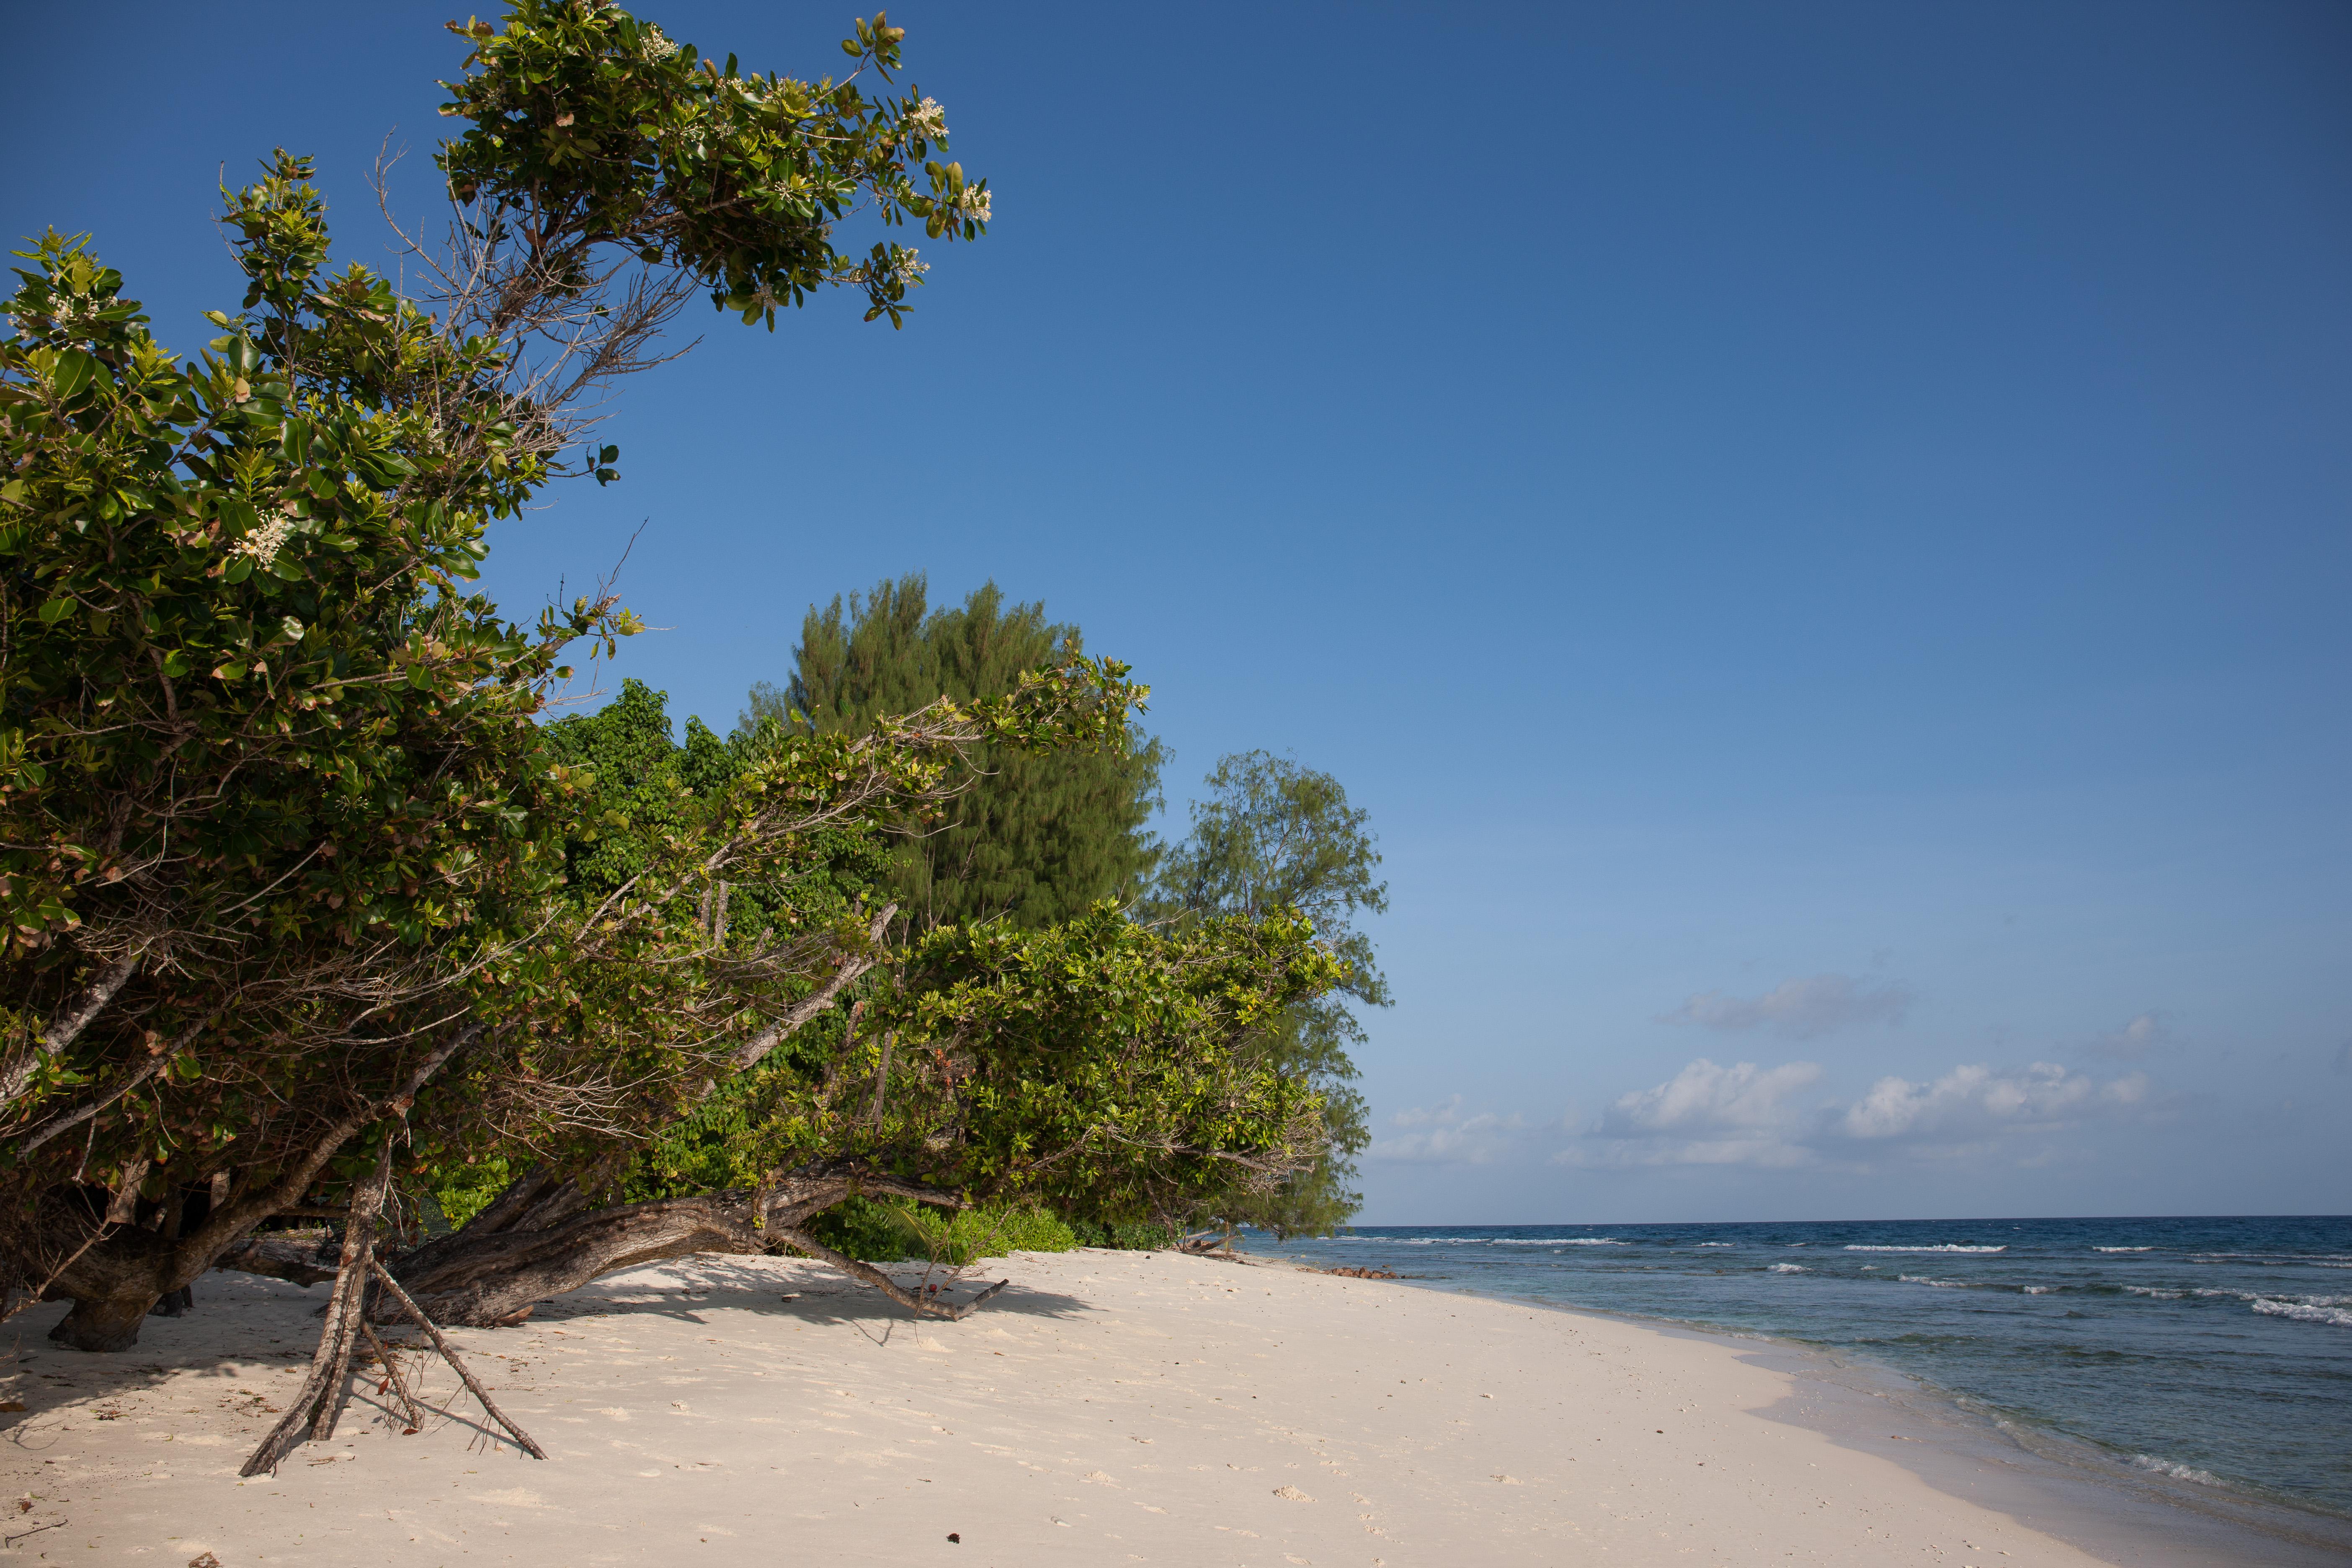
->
<box><xmin>3</xmin><ymin>1250</ymin><xmax>2133</xmax><ymax>1565</ymax></box>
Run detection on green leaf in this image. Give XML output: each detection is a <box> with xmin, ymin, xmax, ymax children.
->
<box><xmin>36</xmin><ymin>597</ymin><xmax>72</xmax><ymax>624</ymax></box>
<box><xmin>52</xmin><ymin>350</ymin><xmax>98</xmax><ymax>400</ymax></box>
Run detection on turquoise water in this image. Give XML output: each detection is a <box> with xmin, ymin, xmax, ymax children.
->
<box><xmin>1256</xmin><ymin>1215</ymin><xmax>2352</xmax><ymax>1535</ymax></box>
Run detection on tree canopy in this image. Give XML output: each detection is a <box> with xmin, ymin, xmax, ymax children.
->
<box><xmin>1151</xmin><ymin>751</ymin><xmax>1389</xmax><ymax>1237</ymax></box>
<box><xmin>745</xmin><ymin>573</ymin><xmax>1165</xmax><ymax>934</ymax></box>
<box><xmin>0</xmin><ymin>3</ymin><xmax>1346</xmax><ymax>1382</ymax></box>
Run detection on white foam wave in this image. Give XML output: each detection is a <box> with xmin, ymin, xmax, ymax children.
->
<box><xmin>2125</xmin><ymin>1286</ymin><xmax>2184</xmax><ymax>1299</ymax></box>
<box><xmin>1697</xmin><ymin>1242</ymin><xmax>1734</xmax><ymax>1248</ymax></box>
<box><xmin>2093</xmin><ymin>1246</ymin><xmax>2153</xmax><ymax>1253</ymax></box>
<box><xmin>1898</xmin><ymin>1274</ymin><xmax>1967</xmax><ymax>1288</ymax></box>
<box><xmin>2250</xmin><ymin>1297</ymin><xmax>2352</xmax><ymax>1328</ymax></box>
<box><xmin>2022</xmin><ymin>1285</ymin><xmax>2056</xmax><ymax>1295</ymax></box>
<box><xmin>2132</xmin><ymin>1454</ymin><xmax>2224</xmax><ymax>1487</ymax></box>
<box><xmin>1769</xmin><ymin>1263</ymin><xmax>1807</xmax><ymax>1274</ymax></box>
<box><xmin>1845</xmin><ymin>1244</ymin><xmax>2006</xmax><ymax>1254</ymax></box>
<box><xmin>1493</xmin><ymin>1238</ymin><xmax>1624</xmax><ymax>1246</ymax></box>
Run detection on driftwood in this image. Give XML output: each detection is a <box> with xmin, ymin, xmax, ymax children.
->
<box><xmin>359</xmin><ymin>1320</ymin><xmax>428</xmax><ymax>1431</ymax></box>
<box><xmin>766</xmin><ymin>1225</ymin><xmax>1009</xmax><ymax>1321</ymax></box>
<box><xmin>241</xmin><ymin>1141</ymin><xmax>395</xmax><ymax>1475</ymax></box>
<box><xmin>346</xmin><ymin>1160</ymin><xmax>960</xmax><ymax>1328</ymax></box>
<box><xmin>369</xmin><ymin>1259</ymin><xmax>545</xmax><ymax>1459</ymax></box>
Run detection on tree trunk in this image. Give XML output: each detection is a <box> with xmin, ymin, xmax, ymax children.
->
<box><xmin>26</xmin><ymin>1024</ymin><xmax>477</xmax><ymax>1352</ymax></box>
<box><xmin>46</xmin><ymin>1289</ymin><xmax>155</xmax><ymax>1353</ymax></box>
<box><xmin>367</xmin><ymin>1162</ymin><xmax>957</xmax><ymax>1328</ymax></box>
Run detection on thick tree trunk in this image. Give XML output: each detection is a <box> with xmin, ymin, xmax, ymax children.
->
<box><xmin>46</xmin><ymin>1289</ymin><xmax>155</xmax><ymax>1353</ymax></box>
<box><xmin>371</xmin><ymin>1162</ymin><xmax>957</xmax><ymax>1328</ymax></box>
<box><xmin>26</xmin><ymin>1025</ymin><xmax>477</xmax><ymax>1351</ymax></box>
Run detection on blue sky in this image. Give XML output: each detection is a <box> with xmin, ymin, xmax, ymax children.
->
<box><xmin>11</xmin><ymin>1</ymin><xmax>2347</xmax><ymax>1222</ymax></box>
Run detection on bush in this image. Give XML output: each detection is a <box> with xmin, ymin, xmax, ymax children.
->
<box><xmin>801</xmin><ymin>1197</ymin><xmax>1079</xmax><ymax>1264</ymax></box>
<box><xmin>1065</xmin><ymin>1217</ymin><xmax>1178</xmax><ymax>1251</ymax></box>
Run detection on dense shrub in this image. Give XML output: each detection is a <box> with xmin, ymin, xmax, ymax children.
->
<box><xmin>1065</xmin><ymin>1217</ymin><xmax>1179</xmax><ymax>1251</ymax></box>
<box><xmin>803</xmin><ymin>1196</ymin><xmax>1078</xmax><ymax>1264</ymax></box>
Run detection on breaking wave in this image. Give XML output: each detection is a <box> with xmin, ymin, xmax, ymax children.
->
<box><xmin>2132</xmin><ymin>1454</ymin><xmax>2224</xmax><ymax>1487</ymax></box>
<box><xmin>2250</xmin><ymin>1297</ymin><xmax>2352</xmax><ymax>1329</ymax></box>
<box><xmin>1845</xmin><ymin>1244</ymin><xmax>2006</xmax><ymax>1254</ymax></box>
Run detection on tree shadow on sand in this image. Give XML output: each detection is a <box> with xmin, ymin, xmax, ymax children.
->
<box><xmin>535</xmin><ymin>1254</ymin><xmax>1093</xmax><ymax>1330</ymax></box>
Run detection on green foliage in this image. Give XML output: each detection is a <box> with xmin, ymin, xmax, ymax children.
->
<box><xmin>744</xmin><ymin>574</ymin><xmax>1164</xmax><ymax>934</ymax></box>
<box><xmin>1</xmin><ymin>3</ymin><xmax>1357</xmax><ymax>1339</ymax></box>
<box><xmin>0</xmin><ymin>2</ymin><xmax>1011</xmax><ymax>1271</ymax></box>
<box><xmin>525</xmin><ymin>683</ymin><xmax>1331</xmax><ymax>1237</ymax></box>
<box><xmin>438</xmin><ymin>1</ymin><xmax>987</xmax><ymax>329</ymax></box>
<box><xmin>1065</xmin><ymin>1215</ymin><xmax>1178</xmax><ymax>1251</ymax></box>
<box><xmin>1149</xmin><ymin>752</ymin><xmax>1390</xmax><ymax>1238</ymax></box>
<box><xmin>429</xmin><ymin>1155</ymin><xmax>516</xmax><ymax>1229</ymax></box>
<box><xmin>803</xmin><ymin>1195</ymin><xmax>1078</xmax><ymax>1264</ymax></box>
<box><xmin>0</xmin><ymin>197</ymin><xmax>602</xmax><ymax>1206</ymax></box>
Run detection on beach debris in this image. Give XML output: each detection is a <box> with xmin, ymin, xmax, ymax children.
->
<box><xmin>189</xmin><ymin>1555</ymin><xmax>222</xmax><ymax>1568</ymax></box>
<box><xmin>1308</xmin><ymin>1265</ymin><xmax>1396</xmax><ymax>1279</ymax></box>
<box><xmin>371</xmin><ymin>1261</ymin><xmax>545</xmax><ymax>1460</ymax></box>
<box><xmin>946</xmin><ymin>1532</ymin><xmax>960</xmax><ymax>1543</ymax></box>
<box><xmin>238</xmin><ymin>1136</ymin><xmax>547</xmax><ymax>1475</ymax></box>
<box><xmin>1272</xmin><ymin>1485</ymin><xmax>1313</xmax><ymax>1501</ymax></box>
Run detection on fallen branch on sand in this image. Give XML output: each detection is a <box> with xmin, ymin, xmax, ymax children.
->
<box><xmin>769</xmin><ymin>1226</ymin><xmax>1010</xmax><ymax>1321</ymax></box>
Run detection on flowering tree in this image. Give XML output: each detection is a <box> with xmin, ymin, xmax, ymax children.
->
<box><xmin>0</xmin><ymin>1</ymin><xmax>999</xmax><ymax>1350</ymax></box>
<box><xmin>1</xmin><ymin>0</ymin><xmax>1340</xmax><ymax>1387</ymax></box>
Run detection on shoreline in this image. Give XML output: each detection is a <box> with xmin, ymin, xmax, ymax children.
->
<box><xmin>1368</xmin><ymin>1273</ymin><xmax>2352</xmax><ymax>1566</ymax></box>
<box><xmin>0</xmin><ymin>1247</ymin><xmax>2323</xmax><ymax>1565</ymax></box>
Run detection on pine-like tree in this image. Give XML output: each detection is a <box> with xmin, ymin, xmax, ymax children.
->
<box><xmin>743</xmin><ymin>574</ymin><xmax>1165</xmax><ymax>934</ymax></box>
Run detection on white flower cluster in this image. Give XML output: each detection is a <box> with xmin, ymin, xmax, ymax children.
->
<box><xmin>642</xmin><ymin>24</ymin><xmax>676</xmax><ymax>60</ymax></box>
<box><xmin>232</xmin><ymin>512</ymin><xmax>297</xmax><ymax>567</ymax></box>
<box><xmin>904</xmin><ymin>97</ymin><xmax>947</xmax><ymax>142</ymax></box>
<box><xmin>895</xmin><ymin>248</ymin><xmax>929</xmax><ymax>282</ymax></box>
<box><xmin>959</xmin><ymin>184</ymin><xmax>992</xmax><ymax>224</ymax></box>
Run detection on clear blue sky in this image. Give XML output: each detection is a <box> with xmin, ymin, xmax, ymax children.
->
<box><xmin>11</xmin><ymin>1</ymin><xmax>2347</xmax><ymax>1222</ymax></box>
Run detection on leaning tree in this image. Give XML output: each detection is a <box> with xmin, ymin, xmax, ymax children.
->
<box><xmin>2</xmin><ymin>0</ymin><xmax>1341</xmax><ymax>1417</ymax></box>
<box><xmin>0</xmin><ymin>0</ymin><xmax>1001</xmax><ymax>1348</ymax></box>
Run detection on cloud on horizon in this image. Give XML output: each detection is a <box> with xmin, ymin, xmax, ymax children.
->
<box><xmin>1556</xmin><ymin>1056</ymin><xmax>2153</xmax><ymax>1170</ymax></box>
<box><xmin>1657</xmin><ymin>973</ymin><xmax>1911</xmax><ymax>1040</ymax></box>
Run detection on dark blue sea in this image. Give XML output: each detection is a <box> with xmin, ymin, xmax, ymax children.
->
<box><xmin>1254</xmin><ymin>1215</ymin><xmax>2352</xmax><ymax>1549</ymax></box>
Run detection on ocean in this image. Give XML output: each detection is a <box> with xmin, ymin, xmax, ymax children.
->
<box><xmin>1254</xmin><ymin>1214</ymin><xmax>2352</xmax><ymax>1552</ymax></box>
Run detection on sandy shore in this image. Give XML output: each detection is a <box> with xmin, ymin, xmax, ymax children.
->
<box><xmin>1</xmin><ymin>1248</ymin><xmax>2140</xmax><ymax>1565</ymax></box>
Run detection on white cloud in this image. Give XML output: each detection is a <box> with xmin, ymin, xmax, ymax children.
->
<box><xmin>1596</xmin><ymin>1058</ymin><xmax>1822</xmax><ymax>1135</ymax></box>
<box><xmin>1658</xmin><ymin>974</ymin><xmax>1911</xmax><ymax>1040</ymax></box>
<box><xmin>1836</xmin><ymin>1062</ymin><xmax>2148</xmax><ymax>1142</ymax></box>
<box><xmin>1368</xmin><ymin>1096</ymin><xmax>1524</xmax><ymax>1165</ymax></box>
<box><xmin>2085</xmin><ymin>1013</ymin><xmax>2165</xmax><ymax>1060</ymax></box>
<box><xmin>1556</xmin><ymin>1056</ymin><xmax>2153</xmax><ymax>1170</ymax></box>
<box><xmin>1560</xmin><ymin>1059</ymin><xmax>1823</xmax><ymax>1170</ymax></box>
